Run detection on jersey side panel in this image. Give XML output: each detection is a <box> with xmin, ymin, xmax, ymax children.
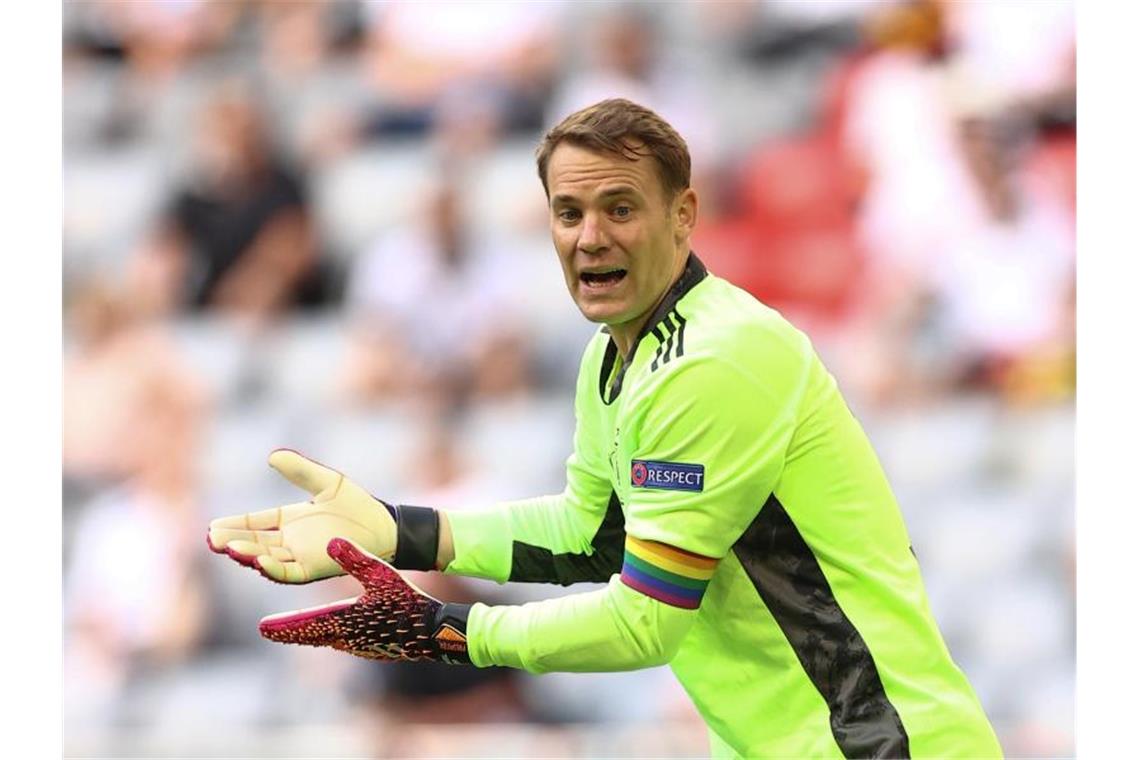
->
<box><xmin>669</xmin><ymin>552</ymin><xmax>845</xmax><ymax>757</ymax></box>
<box><xmin>775</xmin><ymin>360</ymin><xmax>1002</xmax><ymax>756</ymax></box>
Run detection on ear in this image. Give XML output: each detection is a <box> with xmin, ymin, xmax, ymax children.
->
<box><xmin>673</xmin><ymin>188</ymin><xmax>698</xmax><ymax>244</ymax></box>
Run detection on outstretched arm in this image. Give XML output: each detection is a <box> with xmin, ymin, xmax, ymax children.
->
<box><xmin>260</xmin><ymin>535</ymin><xmax>709</xmax><ymax>673</ymax></box>
<box><xmin>208</xmin><ymin>446</ymin><xmax>621</xmax><ymax>585</ymax></box>
<box><xmin>466</xmin><ymin>534</ymin><xmax>715</xmax><ymax>672</ymax></box>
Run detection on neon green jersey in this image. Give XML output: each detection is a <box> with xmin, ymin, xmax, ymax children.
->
<box><xmin>445</xmin><ymin>255</ymin><xmax>1001</xmax><ymax>758</ymax></box>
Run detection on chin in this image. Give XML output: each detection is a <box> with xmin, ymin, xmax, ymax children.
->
<box><xmin>579</xmin><ymin>302</ymin><xmax>638</xmax><ymax>329</ymax></box>
<box><xmin>575</xmin><ymin>299</ymin><xmax>624</xmax><ymax>325</ymax></box>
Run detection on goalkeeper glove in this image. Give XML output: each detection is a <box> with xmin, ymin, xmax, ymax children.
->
<box><xmin>259</xmin><ymin>537</ymin><xmax>472</xmax><ymax>664</ymax></box>
<box><xmin>207</xmin><ymin>449</ymin><xmax>440</xmax><ymax>583</ymax></box>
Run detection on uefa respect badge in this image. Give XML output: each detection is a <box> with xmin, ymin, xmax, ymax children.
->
<box><xmin>631</xmin><ymin>459</ymin><xmax>705</xmax><ymax>492</ymax></box>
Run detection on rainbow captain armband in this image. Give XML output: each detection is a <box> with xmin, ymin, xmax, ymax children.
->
<box><xmin>620</xmin><ymin>536</ymin><xmax>717</xmax><ymax>609</ymax></box>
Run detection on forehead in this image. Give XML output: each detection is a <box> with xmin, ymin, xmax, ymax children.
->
<box><xmin>546</xmin><ymin>142</ymin><xmax>663</xmax><ymax>201</ymax></box>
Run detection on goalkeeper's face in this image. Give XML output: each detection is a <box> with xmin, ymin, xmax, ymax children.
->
<box><xmin>546</xmin><ymin>142</ymin><xmax>697</xmax><ymax>343</ymax></box>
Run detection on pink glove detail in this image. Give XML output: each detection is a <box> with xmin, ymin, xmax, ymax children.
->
<box><xmin>258</xmin><ymin>538</ymin><xmax>472</xmax><ymax>663</ymax></box>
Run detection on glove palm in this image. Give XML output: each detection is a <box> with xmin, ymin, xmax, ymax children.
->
<box><xmin>259</xmin><ymin>537</ymin><xmax>470</xmax><ymax>663</ymax></box>
<box><xmin>207</xmin><ymin>449</ymin><xmax>396</xmax><ymax>583</ymax></box>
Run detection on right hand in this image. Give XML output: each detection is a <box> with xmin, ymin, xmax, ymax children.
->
<box><xmin>207</xmin><ymin>449</ymin><xmax>397</xmax><ymax>584</ymax></box>
<box><xmin>258</xmin><ymin>538</ymin><xmax>471</xmax><ymax>664</ymax></box>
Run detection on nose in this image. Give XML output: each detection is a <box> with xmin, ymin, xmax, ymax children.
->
<box><xmin>577</xmin><ymin>211</ymin><xmax>609</xmax><ymax>255</ymax></box>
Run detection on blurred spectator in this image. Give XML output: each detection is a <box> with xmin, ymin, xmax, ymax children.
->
<box><xmin>297</xmin><ymin>0</ymin><xmax>564</xmax><ymax>161</ymax></box>
<box><xmin>942</xmin><ymin>0</ymin><xmax>1075</xmax><ymax>104</ymax></box>
<box><xmin>811</xmin><ymin>0</ymin><xmax>1071</xmax><ymax>405</ymax></box>
<box><xmin>65</xmin><ymin>282</ymin><xmax>212</xmax><ymax>725</ymax></box>
<box><xmin>839</xmin><ymin>0</ymin><xmax>965</xmax><ymax>294</ymax></box>
<box><xmin>129</xmin><ymin>83</ymin><xmax>336</xmax><ymax>323</ymax></box>
<box><xmin>63</xmin><ymin>0</ymin><xmax>244</xmax><ymax>148</ymax></box>
<box><xmin>547</xmin><ymin>4</ymin><xmax>718</xmax><ymax>174</ymax></box>
<box><xmin>337</xmin><ymin>170</ymin><xmax>533</xmax><ymax>406</ymax></box>
<box><xmin>66</xmin><ymin>469</ymin><xmax>211</xmax><ymax>731</ymax></box>
<box><xmin>256</xmin><ymin>0</ymin><xmax>366</xmax><ymax>83</ymax></box>
<box><xmin>63</xmin><ymin>0</ymin><xmax>240</xmax><ymax>82</ymax></box>
<box><xmin>922</xmin><ymin>113</ymin><xmax>1075</xmax><ymax>401</ymax></box>
<box><xmin>837</xmin><ymin>0</ymin><xmax>1073</xmax><ymax>295</ymax></box>
<box><xmin>65</xmin><ymin>446</ymin><xmax>210</xmax><ymax>670</ymax></box>
<box><xmin>64</xmin><ymin>279</ymin><xmax>210</xmax><ymax>491</ymax></box>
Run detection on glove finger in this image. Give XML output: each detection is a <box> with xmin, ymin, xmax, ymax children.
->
<box><xmin>326</xmin><ymin>537</ymin><xmax>402</xmax><ymax>587</ymax></box>
<box><xmin>209</xmin><ymin>506</ymin><xmax>284</xmax><ymax>533</ymax></box>
<box><xmin>268</xmin><ymin>449</ymin><xmax>343</xmax><ymax>499</ymax></box>
<box><xmin>259</xmin><ymin>597</ymin><xmax>357</xmax><ymax>646</ymax></box>
<box><xmin>254</xmin><ymin>554</ymin><xmax>311</xmax><ymax>584</ymax></box>
<box><xmin>328</xmin><ymin>537</ymin><xmax>445</xmax><ymax>601</ymax></box>
<box><xmin>221</xmin><ymin>540</ymin><xmax>265</xmax><ymax>568</ymax></box>
<box><xmin>207</xmin><ymin>509</ymin><xmax>285</xmax><ymax>552</ymax></box>
<box><xmin>210</xmin><ymin>528</ymin><xmax>284</xmax><ymax>553</ymax></box>
<box><xmin>224</xmin><ymin>541</ymin><xmax>294</xmax><ymax>563</ymax></box>
<box><xmin>268</xmin><ymin>546</ymin><xmax>295</xmax><ymax>561</ymax></box>
<box><xmin>208</xmin><ymin>527</ymin><xmax>258</xmax><ymax>552</ymax></box>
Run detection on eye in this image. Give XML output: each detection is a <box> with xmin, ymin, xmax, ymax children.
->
<box><xmin>612</xmin><ymin>205</ymin><xmax>632</xmax><ymax>219</ymax></box>
<box><xmin>557</xmin><ymin>208</ymin><xmax>581</xmax><ymax>223</ymax></box>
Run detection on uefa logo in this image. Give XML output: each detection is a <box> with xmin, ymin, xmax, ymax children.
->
<box><xmin>631</xmin><ymin>461</ymin><xmax>648</xmax><ymax>486</ymax></box>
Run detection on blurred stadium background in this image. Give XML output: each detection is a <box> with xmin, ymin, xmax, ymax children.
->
<box><xmin>61</xmin><ymin>0</ymin><xmax>1075</xmax><ymax>757</ymax></box>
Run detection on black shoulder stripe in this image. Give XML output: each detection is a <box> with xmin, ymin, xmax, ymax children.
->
<box><xmin>659</xmin><ymin>315</ymin><xmax>677</xmax><ymax>368</ymax></box>
<box><xmin>651</xmin><ymin>319</ymin><xmax>677</xmax><ymax>373</ymax></box>
<box><xmin>673</xmin><ymin>311</ymin><xmax>687</xmax><ymax>359</ymax></box>
<box><xmin>650</xmin><ymin>311</ymin><xmax>686</xmax><ymax>372</ymax></box>
<box><xmin>650</xmin><ymin>325</ymin><xmax>667</xmax><ymax>372</ymax></box>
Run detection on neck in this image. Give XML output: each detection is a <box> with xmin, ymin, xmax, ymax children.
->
<box><xmin>610</xmin><ymin>325</ymin><xmax>638</xmax><ymax>361</ymax></box>
<box><xmin>610</xmin><ymin>249</ymin><xmax>689</xmax><ymax>359</ymax></box>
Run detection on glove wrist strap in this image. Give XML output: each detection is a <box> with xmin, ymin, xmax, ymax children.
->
<box><xmin>393</xmin><ymin>504</ymin><xmax>440</xmax><ymax>571</ymax></box>
<box><xmin>432</xmin><ymin>602</ymin><xmax>472</xmax><ymax>664</ymax></box>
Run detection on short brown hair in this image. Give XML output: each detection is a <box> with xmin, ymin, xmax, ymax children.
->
<box><xmin>535</xmin><ymin>98</ymin><xmax>691</xmax><ymax>200</ymax></box>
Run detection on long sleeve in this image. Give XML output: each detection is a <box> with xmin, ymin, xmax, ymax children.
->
<box><xmin>443</xmin><ymin>487</ymin><xmax>624</xmax><ymax>585</ymax></box>
<box><xmin>466</xmin><ymin>574</ymin><xmax>698</xmax><ymax>673</ymax></box>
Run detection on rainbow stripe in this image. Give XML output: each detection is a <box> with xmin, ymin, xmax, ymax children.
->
<box><xmin>620</xmin><ymin>536</ymin><xmax>717</xmax><ymax>609</ymax></box>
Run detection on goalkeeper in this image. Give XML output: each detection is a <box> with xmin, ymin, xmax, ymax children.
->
<box><xmin>209</xmin><ymin>98</ymin><xmax>1001</xmax><ymax>758</ymax></box>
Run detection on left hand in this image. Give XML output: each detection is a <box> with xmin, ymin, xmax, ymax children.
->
<box><xmin>207</xmin><ymin>449</ymin><xmax>398</xmax><ymax>584</ymax></box>
<box><xmin>258</xmin><ymin>538</ymin><xmax>471</xmax><ymax>664</ymax></box>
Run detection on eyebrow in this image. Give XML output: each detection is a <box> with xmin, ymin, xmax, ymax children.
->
<box><xmin>551</xmin><ymin>185</ymin><xmax>641</xmax><ymax>206</ymax></box>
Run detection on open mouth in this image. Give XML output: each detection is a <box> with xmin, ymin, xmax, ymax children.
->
<box><xmin>580</xmin><ymin>269</ymin><xmax>628</xmax><ymax>289</ymax></box>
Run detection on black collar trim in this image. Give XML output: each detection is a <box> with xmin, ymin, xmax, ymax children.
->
<box><xmin>597</xmin><ymin>252</ymin><xmax>708</xmax><ymax>405</ymax></box>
